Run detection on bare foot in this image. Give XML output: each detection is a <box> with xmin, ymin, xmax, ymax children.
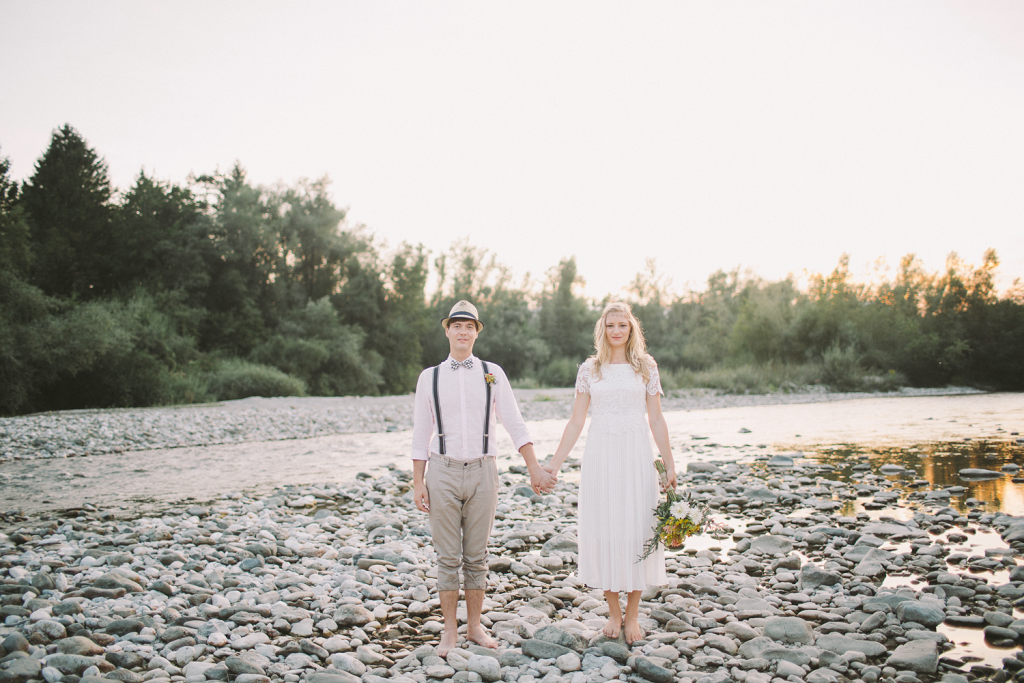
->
<box><xmin>623</xmin><ymin>618</ymin><xmax>644</xmax><ymax>645</ymax></box>
<box><xmin>437</xmin><ymin>628</ymin><xmax>459</xmax><ymax>657</ymax></box>
<box><xmin>467</xmin><ymin>624</ymin><xmax>499</xmax><ymax>649</ymax></box>
<box><xmin>602</xmin><ymin>617</ymin><xmax>622</xmax><ymax>639</ymax></box>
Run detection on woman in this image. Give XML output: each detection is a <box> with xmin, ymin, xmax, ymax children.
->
<box><xmin>544</xmin><ymin>302</ymin><xmax>677</xmax><ymax>644</ymax></box>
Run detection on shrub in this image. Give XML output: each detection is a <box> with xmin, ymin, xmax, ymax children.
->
<box><xmin>541</xmin><ymin>357</ymin><xmax>580</xmax><ymax>388</ymax></box>
<box><xmin>821</xmin><ymin>342</ymin><xmax>863</xmax><ymax>391</ymax></box>
<box><xmin>206</xmin><ymin>359</ymin><xmax>306</xmax><ymax>400</ymax></box>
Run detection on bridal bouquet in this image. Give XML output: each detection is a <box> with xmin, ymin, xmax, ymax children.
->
<box><xmin>638</xmin><ymin>460</ymin><xmax>722</xmax><ymax>561</ymax></box>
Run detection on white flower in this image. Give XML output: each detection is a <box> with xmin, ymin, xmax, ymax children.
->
<box><xmin>687</xmin><ymin>509</ymin><xmax>702</xmax><ymax>524</ymax></box>
<box><xmin>670</xmin><ymin>501</ymin><xmax>692</xmax><ymax>519</ymax></box>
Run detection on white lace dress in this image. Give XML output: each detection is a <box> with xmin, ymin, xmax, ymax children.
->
<box><xmin>575</xmin><ymin>358</ymin><xmax>667</xmax><ymax>592</ymax></box>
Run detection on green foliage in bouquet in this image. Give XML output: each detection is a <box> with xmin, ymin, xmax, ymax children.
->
<box><xmin>639</xmin><ymin>460</ymin><xmax>722</xmax><ymax>562</ymax></box>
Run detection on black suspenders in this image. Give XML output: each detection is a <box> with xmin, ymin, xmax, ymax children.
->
<box><xmin>481</xmin><ymin>360</ymin><xmax>492</xmax><ymax>453</ymax></box>
<box><xmin>432</xmin><ymin>360</ymin><xmax>492</xmax><ymax>457</ymax></box>
<box><xmin>432</xmin><ymin>364</ymin><xmax>446</xmax><ymax>455</ymax></box>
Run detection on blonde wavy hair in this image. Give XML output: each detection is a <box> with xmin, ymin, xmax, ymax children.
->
<box><xmin>590</xmin><ymin>302</ymin><xmax>656</xmax><ymax>384</ymax></box>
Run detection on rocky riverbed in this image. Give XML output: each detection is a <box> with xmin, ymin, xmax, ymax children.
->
<box><xmin>2</xmin><ymin>446</ymin><xmax>1023</xmax><ymax>683</ymax></box>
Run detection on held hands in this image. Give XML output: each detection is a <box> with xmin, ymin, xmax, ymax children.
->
<box><xmin>530</xmin><ymin>466</ymin><xmax>557</xmax><ymax>495</ymax></box>
<box><xmin>413</xmin><ymin>482</ymin><xmax>430</xmax><ymax>513</ymax></box>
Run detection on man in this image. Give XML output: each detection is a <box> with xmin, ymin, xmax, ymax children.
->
<box><xmin>412</xmin><ymin>300</ymin><xmax>556</xmax><ymax>656</ymax></box>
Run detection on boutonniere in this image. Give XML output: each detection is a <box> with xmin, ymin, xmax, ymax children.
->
<box><xmin>484</xmin><ymin>373</ymin><xmax>497</xmax><ymax>385</ymax></box>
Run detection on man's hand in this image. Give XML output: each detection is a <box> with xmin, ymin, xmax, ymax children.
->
<box><xmin>414</xmin><ymin>482</ymin><xmax>430</xmax><ymax>512</ymax></box>
<box><xmin>530</xmin><ymin>467</ymin><xmax>557</xmax><ymax>495</ymax></box>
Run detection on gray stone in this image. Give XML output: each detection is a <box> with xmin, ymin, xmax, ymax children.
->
<box><xmin>307</xmin><ymin>673</ymin><xmax>360</xmax><ymax>683</ymax></box>
<box><xmin>44</xmin><ymin>654</ymin><xmax>101</xmax><ymax>676</ymax></box>
<box><xmin>555</xmin><ymin>653</ymin><xmax>581</xmax><ymax>673</ymax></box>
<box><xmin>776</xmin><ymin>661</ymin><xmax>805</xmax><ymax>678</ymax></box>
<box><xmin>534</xmin><ymin>625</ymin><xmax>586</xmax><ymax>653</ymax></box>
<box><xmin>814</xmin><ymin>635</ymin><xmax>887</xmax><ymax>657</ymax></box>
<box><xmin>466</xmin><ymin>655</ymin><xmax>501</xmax><ymax>682</ymax></box>
<box><xmin>688</xmin><ymin>462</ymin><xmax>722</xmax><ymax>474</ymax></box>
<box><xmin>958</xmin><ymin>468</ymin><xmax>1002</xmax><ymax>480</ymax></box>
<box><xmin>725</xmin><ymin>622</ymin><xmax>759</xmax><ymax>642</ymax></box>
<box><xmin>634</xmin><ymin>657</ymin><xmax>674</xmax><ymax>683</ymax></box>
<box><xmin>737</xmin><ymin>638</ymin><xmax>811</xmax><ymax>666</ymax></box>
<box><xmin>750</xmin><ymin>535</ymin><xmax>793</xmax><ymax>555</ymax></box>
<box><xmin>886</xmin><ymin>640</ymin><xmax>937</xmax><ymax>674</ymax></box>
<box><xmin>600</xmin><ymin>641</ymin><xmax>630</xmax><ymax>663</ymax></box>
<box><xmin>763</xmin><ymin>617</ymin><xmax>814</xmax><ymax>645</ymax></box>
<box><xmin>56</xmin><ymin>637</ymin><xmax>104</xmax><ymax>657</ymax></box>
<box><xmin>93</xmin><ymin>572</ymin><xmax>142</xmax><ymax>593</ymax></box>
<box><xmin>984</xmin><ymin>611</ymin><xmax>1014</xmax><ymax>627</ymax></box>
<box><xmin>328</xmin><ymin>654</ymin><xmax>365</xmax><ymax>677</ymax></box>
<box><xmin>896</xmin><ymin>602</ymin><xmax>945</xmax><ymax>629</ymax></box>
<box><xmin>799</xmin><ymin>564</ymin><xmax>841</xmax><ymax>591</ymax></box>
<box><xmin>224</xmin><ymin>657</ymin><xmax>266</xmax><ymax>676</ymax></box>
<box><xmin>521</xmin><ymin>638</ymin><xmax>573</xmax><ymax>659</ymax></box>
<box><xmin>542</xmin><ymin>534</ymin><xmax>578</xmax><ymax>553</ymax></box>
<box><xmin>2</xmin><ymin>657</ymin><xmax>42</xmax><ymax>683</ymax></box>
<box><xmin>333</xmin><ymin>605</ymin><xmax>373</xmax><ymax>627</ymax></box>
<box><xmin>104</xmin><ymin>619</ymin><xmax>145</xmax><ymax>636</ymax></box>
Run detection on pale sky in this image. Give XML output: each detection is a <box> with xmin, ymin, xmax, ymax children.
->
<box><xmin>2</xmin><ymin>2</ymin><xmax>1022</xmax><ymax>298</ymax></box>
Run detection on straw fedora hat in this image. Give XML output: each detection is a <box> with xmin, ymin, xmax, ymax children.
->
<box><xmin>442</xmin><ymin>300</ymin><xmax>483</xmax><ymax>330</ymax></box>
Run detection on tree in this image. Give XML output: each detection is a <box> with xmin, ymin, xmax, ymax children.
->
<box><xmin>21</xmin><ymin>125</ymin><xmax>114</xmax><ymax>297</ymax></box>
<box><xmin>0</xmin><ymin>148</ymin><xmax>32</xmax><ymax>275</ymax></box>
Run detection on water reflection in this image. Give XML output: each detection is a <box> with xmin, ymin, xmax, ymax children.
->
<box><xmin>804</xmin><ymin>439</ymin><xmax>1024</xmax><ymax>514</ymax></box>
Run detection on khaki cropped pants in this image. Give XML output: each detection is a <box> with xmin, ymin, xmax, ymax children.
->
<box><xmin>426</xmin><ymin>454</ymin><xmax>499</xmax><ymax>592</ymax></box>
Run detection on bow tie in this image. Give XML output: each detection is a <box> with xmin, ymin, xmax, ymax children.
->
<box><xmin>451</xmin><ymin>358</ymin><xmax>474</xmax><ymax>370</ymax></box>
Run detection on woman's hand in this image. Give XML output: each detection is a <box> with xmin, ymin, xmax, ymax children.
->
<box><xmin>661</xmin><ymin>466</ymin><xmax>677</xmax><ymax>492</ymax></box>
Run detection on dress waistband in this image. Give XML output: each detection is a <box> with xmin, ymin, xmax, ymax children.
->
<box><xmin>429</xmin><ymin>454</ymin><xmax>496</xmax><ymax>468</ymax></box>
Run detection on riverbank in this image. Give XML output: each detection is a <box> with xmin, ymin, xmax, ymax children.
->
<box><xmin>0</xmin><ymin>387</ymin><xmax>984</xmax><ymax>464</ymax></box>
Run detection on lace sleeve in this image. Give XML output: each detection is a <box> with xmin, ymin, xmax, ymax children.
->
<box><xmin>647</xmin><ymin>361</ymin><xmax>664</xmax><ymax>396</ymax></box>
<box><xmin>575</xmin><ymin>360</ymin><xmax>593</xmax><ymax>394</ymax></box>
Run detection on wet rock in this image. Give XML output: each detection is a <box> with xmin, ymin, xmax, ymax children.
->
<box><xmin>896</xmin><ymin>602</ymin><xmax>945</xmax><ymax>628</ymax></box>
<box><xmin>958</xmin><ymin>468</ymin><xmax>1002</xmax><ymax>480</ymax></box>
<box><xmin>886</xmin><ymin>640</ymin><xmax>938</xmax><ymax>674</ymax></box>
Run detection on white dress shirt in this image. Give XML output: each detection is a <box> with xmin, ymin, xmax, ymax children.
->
<box><xmin>411</xmin><ymin>355</ymin><xmax>533</xmax><ymax>461</ymax></box>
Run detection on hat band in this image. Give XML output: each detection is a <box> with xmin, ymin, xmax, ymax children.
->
<box><xmin>448</xmin><ymin>312</ymin><xmax>478</xmax><ymax>320</ymax></box>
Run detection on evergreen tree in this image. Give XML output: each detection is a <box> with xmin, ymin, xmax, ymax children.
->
<box><xmin>21</xmin><ymin>125</ymin><xmax>114</xmax><ymax>297</ymax></box>
<box><xmin>0</xmin><ymin>149</ymin><xmax>32</xmax><ymax>275</ymax></box>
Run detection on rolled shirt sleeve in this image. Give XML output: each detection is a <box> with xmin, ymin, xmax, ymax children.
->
<box><xmin>491</xmin><ymin>365</ymin><xmax>533</xmax><ymax>452</ymax></box>
<box><xmin>411</xmin><ymin>369</ymin><xmax>435</xmax><ymax>461</ymax></box>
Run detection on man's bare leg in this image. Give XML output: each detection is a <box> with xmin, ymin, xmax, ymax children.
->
<box><xmin>602</xmin><ymin>591</ymin><xmax>622</xmax><ymax>638</ymax></box>
<box><xmin>623</xmin><ymin>590</ymin><xmax>645</xmax><ymax>644</ymax></box>
<box><xmin>438</xmin><ymin>590</ymin><xmax>460</xmax><ymax>656</ymax></box>
<box><xmin>465</xmin><ymin>589</ymin><xmax>498</xmax><ymax>648</ymax></box>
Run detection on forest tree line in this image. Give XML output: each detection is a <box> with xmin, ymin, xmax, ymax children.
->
<box><xmin>1</xmin><ymin>126</ymin><xmax>1022</xmax><ymax>416</ymax></box>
